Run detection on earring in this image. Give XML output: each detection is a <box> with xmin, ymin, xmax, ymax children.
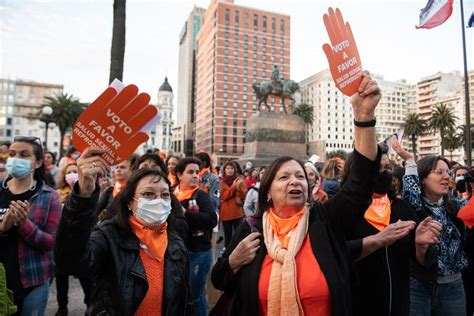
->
<box><xmin>267</xmin><ymin>196</ymin><xmax>272</xmax><ymax>204</ymax></box>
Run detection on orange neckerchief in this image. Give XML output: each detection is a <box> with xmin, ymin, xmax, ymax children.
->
<box><xmin>174</xmin><ymin>185</ymin><xmax>199</xmax><ymax>202</ymax></box>
<box><xmin>168</xmin><ymin>173</ymin><xmax>177</xmax><ymax>187</ymax></box>
<box><xmin>128</xmin><ymin>216</ymin><xmax>168</xmax><ymax>262</ymax></box>
<box><xmin>364</xmin><ymin>194</ymin><xmax>391</xmax><ymax>231</ymax></box>
<box><xmin>112</xmin><ymin>179</ymin><xmax>126</xmax><ymax>197</ymax></box>
<box><xmin>267</xmin><ymin>207</ymin><xmax>305</xmax><ymax>249</ymax></box>
<box><xmin>199</xmin><ymin>167</ymin><xmax>210</xmax><ymax>178</ymax></box>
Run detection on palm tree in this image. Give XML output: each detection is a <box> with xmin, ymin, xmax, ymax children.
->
<box><xmin>291</xmin><ymin>103</ymin><xmax>314</xmax><ymax>154</ymax></box>
<box><xmin>430</xmin><ymin>103</ymin><xmax>458</xmax><ymax>156</ymax></box>
<box><xmin>43</xmin><ymin>93</ymin><xmax>85</xmax><ymax>158</ymax></box>
<box><xmin>402</xmin><ymin>112</ymin><xmax>427</xmax><ymax>160</ymax></box>
<box><xmin>443</xmin><ymin>126</ymin><xmax>464</xmax><ymax>161</ymax></box>
<box><xmin>109</xmin><ymin>0</ymin><xmax>126</xmax><ymax>83</ymax></box>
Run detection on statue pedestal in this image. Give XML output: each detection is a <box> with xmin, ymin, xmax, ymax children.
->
<box><xmin>239</xmin><ymin>112</ymin><xmax>307</xmax><ymax>166</ymax></box>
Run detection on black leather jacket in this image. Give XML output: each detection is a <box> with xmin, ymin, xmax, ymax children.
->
<box><xmin>54</xmin><ymin>186</ymin><xmax>195</xmax><ymax>315</ymax></box>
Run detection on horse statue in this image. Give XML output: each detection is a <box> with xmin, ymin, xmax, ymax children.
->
<box><xmin>252</xmin><ymin>79</ymin><xmax>299</xmax><ymax>114</ymax></box>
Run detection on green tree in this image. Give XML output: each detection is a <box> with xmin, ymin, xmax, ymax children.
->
<box><xmin>291</xmin><ymin>103</ymin><xmax>314</xmax><ymax>155</ymax></box>
<box><xmin>402</xmin><ymin>112</ymin><xmax>427</xmax><ymax>160</ymax></box>
<box><xmin>109</xmin><ymin>0</ymin><xmax>126</xmax><ymax>84</ymax></box>
<box><xmin>430</xmin><ymin>103</ymin><xmax>458</xmax><ymax>156</ymax></box>
<box><xmin>326</xmin><ymin>150</ymin><xmax>348</xmax><ymax>160</ymax></box>
<box><xmin>443</xmin><ymin>126</ymin><xmax>464</xmax><ymax>161</ymax></box>
<box><xmin>43</xmin><ymin>93</ymin><xmax>85</xmax><ymax>158</ymax></box>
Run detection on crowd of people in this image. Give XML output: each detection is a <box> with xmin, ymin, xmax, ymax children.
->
<box><xmin>0</xmin><ymin>73</ymin><xmax>473</xmax><ymax>316</ymax></box>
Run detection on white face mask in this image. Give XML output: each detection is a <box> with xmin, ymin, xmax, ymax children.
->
<box><xmin>133</xmin><ymin>198</ymin><xmax>172</xmax><ymax>227</ymax></box>
<box><xmin>65</xmin><ymin>172</ymin><xmax>79</xmax><ymax>186</ymax></box>
<box><xmin>455</xmin><ymin>176</ymin><xmax>465</xmax><ymax>183</ymax></box>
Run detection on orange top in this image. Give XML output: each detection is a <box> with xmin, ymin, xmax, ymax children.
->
<box><xmin>364</xmin><ymin>194</ymin><xmax>391</xmax><ymax>231</ymax></box>
<box><xmin>258</xmin><ymin>235</ymin><xmax>332</xmax><ymax>315</ymax></box>
<box><xmin>219</xmin><ymin>178</ymin><xmax>247</xmax><ymax>221</ymax></box>
<box><xmin>128</xmin><ymin>216</ymin><xmax>168</xmax><ymax>262</ymax></box>
<box><xmin>135</xmin><ymin>248</ymin><xmax>165</xmax><ymax>316</ymax></box>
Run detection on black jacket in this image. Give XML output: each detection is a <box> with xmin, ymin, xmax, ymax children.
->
<box><xmin>55</xmin><ymin>186</ymin><xmax>195</xmax><ymax>316</ymax></box>
<box><xmin>211</xmin><ymin>149</ymin><xmax>380</xmax><ymax>316</ymax></box>
<box><xmin>347</xmin><ymin>198</ymin><xmax>418</xmax><ymax>316</ymax></box>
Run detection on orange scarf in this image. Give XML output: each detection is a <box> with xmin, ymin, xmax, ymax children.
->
<box><xmin>199</xmin><ymin>167</ymin><xmax>210</xmax><ymax>178</ymax></box>
<box><xmin>128</xmin><ymin>216</ymin><xmax>168</xmax><ymax>262</ymax></box>
<box><xmin>112</xmin><ymin>179</ymin><xmax>126</xmax><ymax>197</ymax></box>
<box><xmin>364</xmin><ymin>194</ymin><xmax>391</xmax><ymax>231</ymax></box>
<box><xmin>174</xmin><ymin>185</ymin><xmax>199</xmax><ymax>202</ymax></box>
<box><xmin>267</xmin><ymin>207</ymin><xmax>305</xmax><ymax>249</ymax></box>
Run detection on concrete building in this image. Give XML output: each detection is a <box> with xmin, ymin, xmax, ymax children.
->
<box><xmin>373</xmin><ymin>74</ymin><xmax>409</xmax><ymax>143</ymax></box>
<box><xmin>13</xmin><ymin>80</ymin><xmax>63</xmax><ymax>154</ymax></box>
<box><xmin>144</xmin><ymin>77</ymin><xmax>174</xmax><ymax>152</ymax></box>
<box><xmin>299</xmin><ymin>69</ymin><xmax>353</xmax><ymax>156</ymax></box>
<box><xmin>176</xmin><ymin>6</ymin><xmax>205</xmax><ymax>156</ymax></box>
<box><xmin>437</xmin><ymin>90</ymin><xmax>464</xmax><ymax>162</ymax></box>
<box><xmin>0</xmin><ymin>79</ymin><xmax>16</xmax><ymax>144</ymax></box>
<box><xmin>194</xmin><ymin>0</ymin><xmax>290</xmax><ymax>162</ymax></box>
<box><xmin>417</xmin><ymin>71</ymin><xmax>462</xmax><ymax>158</ymax></box>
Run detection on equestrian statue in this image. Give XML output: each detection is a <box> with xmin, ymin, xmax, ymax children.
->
<box><xmin>252</xmin><ymin>64</ymin><xmax>299</xmax><ymax>114</ymax></box>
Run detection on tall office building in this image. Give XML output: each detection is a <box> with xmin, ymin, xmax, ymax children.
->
<box><xmin>373</xmin><ymin>74</ymin><xmax>409</xmax><ymax>143</ymax></box>
<box><xmin>176</xmin><ymin>6</ymin><xmax>205</xmax><ymax>156</ymax></box>
<box><xmin>0</xmin><ymin>79</ymin><xmax>16</xmax><ymax>143</ymax></box>
<box><xmin>417</xmin><ymin>71</ymin><xmax>462</xmax><ymax>158</ymax></box>
<box><xmin>299</xmin><ymin>69</ymin><xmax>353</xmax><ymax>156</ymax></box>
<box><xmin>194</xmin><ymin>0</ymin><xmax>290</xmax><ymax>162</ymax></box>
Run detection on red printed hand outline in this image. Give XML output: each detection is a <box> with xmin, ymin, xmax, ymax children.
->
<box><xmin>73</xmin><ymin>84</ymin><xmax>157</xmax><ymax>165</ymax></box>
<box><xmin>322</xmin><ymin>7</ymin><xmax>362</xmax><ymax>96</ymax></box>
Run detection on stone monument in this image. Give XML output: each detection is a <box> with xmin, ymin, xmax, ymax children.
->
<box><xmin>240</xmin><ymin>65</ymin><xmax>306</xmax><ymax>166</ymax></box>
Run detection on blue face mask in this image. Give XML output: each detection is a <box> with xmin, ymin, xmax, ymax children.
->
<box><xmin>6</xmin><ymin>157</ymin><xmax>32</xmax><ymax>179</ymax></box>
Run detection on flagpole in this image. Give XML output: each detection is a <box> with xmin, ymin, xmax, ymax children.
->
<box><xmin>460</xmin><ymin>0</ymin><xmax>472</xmax><ymax>166</ymax></box>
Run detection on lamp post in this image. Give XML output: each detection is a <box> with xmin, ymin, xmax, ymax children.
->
<box><xmin>39</xmin><ymin>106</ymin><xmax>53</xmax><ymax>150</ymax></box>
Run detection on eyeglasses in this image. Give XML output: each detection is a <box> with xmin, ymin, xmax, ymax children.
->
<box><xmin>135</xmin><ymin>191</ymin><xmax>171</xmax><ymax>201</ymax></box>
<box><xmin>430</xmin><ymin>169</ymin><xmax>452</xmax><ymax>177</ymax></box>
<box><xmin>13</xmin><ymin>136</ymin><xmax>42</xmax><ymax>146</ymax></box>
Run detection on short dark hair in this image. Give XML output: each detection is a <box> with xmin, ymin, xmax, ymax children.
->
<box><xmin>174</xmin><ymin>157</ymin><xmax>202</xmax><ymax>182</ymax></box>
<box><xmin>134</xmin><ymin>153</ymin><xmax>167</xmax><ymax>174</ymax></box>
<box><xmin>195</xmin><ymin>152</ymin><xmax>211</xmax><ymax>168</ymax></box>
<box><xmin>256</xmin><ymin>156</ymin><xmax>309</xmax><ymax>217</ymax></box>
<box><xmin>165</xmin><ymin>155</ymin><xmax>181</xmax><ymax>170</ymax></box>
<box><xmin>112</xmin><ymin>168</ymin><xmax>173</xmax><ymax>234</ymax></box>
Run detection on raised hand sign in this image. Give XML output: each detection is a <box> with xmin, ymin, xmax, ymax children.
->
<box><xmin>322</xmin><ymin>8</ymin><xmax>363</xmax><ymax>96</ymax></box>
<box><xmin>73</xmin><ymin>80</ymin><xmax>158</xmax><ymax>165</ymax></box>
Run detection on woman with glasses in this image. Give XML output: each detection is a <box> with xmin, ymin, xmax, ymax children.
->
<box><xmin>391</xmin><ymin>136</ymin><xmax>468</xmax><ymax>315</ymax></box>
<box><xmin>0</xmin><ymin>136</ymin><xmax>61</xmax><ymax>315</ymax></box>
<box><xmin>174</xmin><ymin>157</ymin><xmax>217</xmax><ymax>316</ymax></box>
<box><xmin>55</xmin><ymin>148</ymin><xmax>194</xmax><ymax>315</ymax></box>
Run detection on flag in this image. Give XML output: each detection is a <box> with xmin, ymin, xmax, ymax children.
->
<box><xmin>468</xmin><ymin>12</ymin><xmax>474</xmax><ymax>28</ymax></box>
<box><xmin>416</xmin><ymin>0</ymin><xmax>454</xmax><ymax>29</ymax></box>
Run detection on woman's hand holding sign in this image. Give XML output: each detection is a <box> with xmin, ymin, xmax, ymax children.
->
<box><xmin>77</xmin><ymin>147</ymin><xmax>110</xmax><ymax>197</ymax></box>
<box><xmin>322</xmin><ymin>7</ymin><xmax>362</xmax><ymax>97</ymax></box>
<box><xmin>73</xmin><ymin>83</ymin><xmax>158</xmax><ymax>166</ymax></box>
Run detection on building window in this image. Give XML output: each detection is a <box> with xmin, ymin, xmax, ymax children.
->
<box><xmin>225</xmin><ymin>9</ymin><xmax>230</xmax><ymax>23</ymax></box>
<box><xmin>272</xmin><ymin>18</ymin><xmax>276</xmax><ymax>33</ymax></box>
<box><xmin>235</xmin><ymin>10</ymin><xmax>239</xmax><ymax>24</ymax></box>
<box><xmin>253</xmin><ymin>14</ymin><xmax>258</xmax><ymax>31</ymax></box>
<box><xmin>280</xmin><ymin>19</ymin><xmax>285</xmax><ymax>35</ymax></box>
<box><xmin>263</xmin><ymin>16</ymin><xmax>267</xmax><ymax>32</ymax></box>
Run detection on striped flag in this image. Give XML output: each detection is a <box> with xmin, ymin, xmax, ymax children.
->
<box><xmin>416</xmin><ymin>0</ymin><xmax>454</xmax><ymax>29</ymax></box>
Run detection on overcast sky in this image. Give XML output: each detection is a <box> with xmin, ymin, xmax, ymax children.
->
<box><xmin>1</xmin><ymin>0</ymin><xmax>473</xmax><ymax>116</ymax></box>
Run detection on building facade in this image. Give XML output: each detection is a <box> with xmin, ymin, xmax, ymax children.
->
<box><xmin>176</xmin><ymin>6</ymin><xmax>205</xmax><ymax>156</ymax></box>
<box><xmin>194</xmin><ymin>0</ymin><xmax>291</xmax><ymax>161</ymax></box>
<box><xmin>144</xmin><ymin>77</ymin><xmax>174</xmax><ymax>153</ymax></box>
<box><xmin>0</xmin><ymin>79</ymin><xmax>16</xmax><ymax>144</ymax></box>
<box><xmin>13</xmin><ymin>80</ymin><xmax>63</xmax><ymax>154</ymax></box>
<box><xmin>417</xmin><ymin>71</ymin><xmax>462</xmax><ymax>158</ymax></box>
<box><xmin>299</xmin><ymin>69</ymin><xmax>353</xmax><ymax>156</ymax></box>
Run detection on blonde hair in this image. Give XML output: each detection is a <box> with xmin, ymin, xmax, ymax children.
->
<box><xmin>321</xmin><ymin>160</ymin><xmax>337</xmax><ymax>180</ymax></box>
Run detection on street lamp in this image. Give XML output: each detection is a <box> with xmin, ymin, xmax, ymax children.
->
<box><xmin>39</xmin><ymin>106</ymin><xmax>53</xmax><ymax>150</ymax></box>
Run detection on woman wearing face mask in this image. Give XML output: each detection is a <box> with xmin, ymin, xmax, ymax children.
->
<box><xmin>342</xmin><ymin>152</ymin><xmax>442</xmax><ymax>315</ymax></box>
<box><xmin>54</xmin><ymin>162</ymin><xmax>92</xmax><ymax>316</ymax></box>
<box><xmin>0</xmin><ymin>136</ymin><xmax>61</xmax><ymax>315</ymax></box>
<box><xmin>174</xmin><ymin>157</ymin><xmax>218</xmax><ymax>316</ymax></box>
<box><xmin>391</xmin><ymin>136</ymin><xmax>469</xmax><ymax>315</ymax></box>
<box><xmin>54</xmin><ymin>148</ymin><xmax>194</xmax><ymax>315</ymax></box>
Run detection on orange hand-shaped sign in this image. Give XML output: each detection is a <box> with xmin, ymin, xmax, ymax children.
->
<box><xmin>322</xmin><ymin>8</ymin><xmax>363</xmax><ymax>96</ymax></box>
<box><xmin>72</xmin><ymin>81</ymin><xmax>158</xmax><ymax>165</ymax></box>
